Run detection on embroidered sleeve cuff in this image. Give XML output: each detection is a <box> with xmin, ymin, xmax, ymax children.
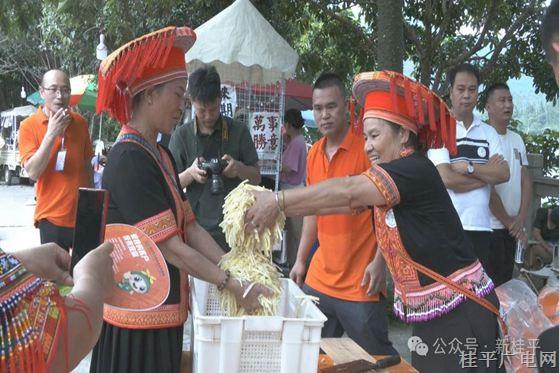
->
<box><xmin>362</xmin><ymin>165</ymin><xmax>400</xmax><ymax>208</ymax></box>
<box><xmin>135</xmin><ymin>209</ymin><xmax>179</xmax><ymax>243</ymax></box>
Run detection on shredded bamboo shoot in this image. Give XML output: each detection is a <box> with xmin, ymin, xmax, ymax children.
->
<box><xmin>218</xmin><ymin>181</ymin><xmax>285</xmax><ymax>316</ymax></box>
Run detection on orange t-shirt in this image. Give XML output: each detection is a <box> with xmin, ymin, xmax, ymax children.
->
<box><xmin>305</xmin><ymin>128</ymin><xmax>379</xmax><ymax>301</ymax></box>
<box><xmin>18</xmin><ymin>107</ymin><xmax>93</xmax><ymax>227</ymax></box>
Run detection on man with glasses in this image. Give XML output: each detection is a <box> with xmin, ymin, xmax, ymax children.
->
<box><xmin>18</xmin><ymin>69</ymin><xmax>93</xmax><ymax>250</ymax></box>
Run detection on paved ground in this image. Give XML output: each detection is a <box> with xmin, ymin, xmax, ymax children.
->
<box><xmin>0</xmin><ymin>183</ymin><xmax>413</xmax><ymax>371</ymax></box>
<box><xmin>0</xmin><ymin>183</ymin><xmax>40</xmax><ymax>250</ymax></box>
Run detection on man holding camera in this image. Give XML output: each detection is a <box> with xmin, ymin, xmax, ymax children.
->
<box><xmin>169</xmin><ymin>65</ymin><xmax>261</xmax><ymax>251</ymax></box>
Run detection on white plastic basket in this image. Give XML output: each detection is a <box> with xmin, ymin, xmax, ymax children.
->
<box><xmin>190</xmin><ymin>277</ymin><xmax>327</xmax><ymax>373</ymax></box>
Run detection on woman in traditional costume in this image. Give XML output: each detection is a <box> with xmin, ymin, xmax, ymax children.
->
<box><xmin>246</xmin><ymin>71</ymin><xmax>502</xmax><ymax>372</ymax></box>
<box><xmin>0</xmin><ymin>242</ymin><xmax>113</xmax><ymax>372</ymax></box>
<box><xmin>91</xmin><ymin>26</ymin><xmax>268</xmax><ymax>373</ymax></box>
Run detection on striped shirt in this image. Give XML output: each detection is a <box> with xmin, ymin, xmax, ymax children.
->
<box><xmin>427</xmin><ymin>116</ymin><xmax>504</xmax><ymax>231</ymax></box>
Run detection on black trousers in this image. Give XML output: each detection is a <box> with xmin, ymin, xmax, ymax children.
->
<box><xmin>465</xmin><ymin>230</ymin><xmax>498</xmax><ymax>285</ymax></box>
<box><xmin>38</xmin><ymin>219</ymin><xmax>73</xmax><ymax>251</ymax></box>
<box><xmin>303</xmin><ymin>284</ymin><xmax>398</xmax><ymax>356</ymax></box>
<box><xmin>412</xmin><ymin>291</ymin><xmax>504</xmax><ymax>372</ymax></box>
<box><xmin>490</xmin><ymin>229</ymin><xmax>516</xmax><ymax>286</ymax></box>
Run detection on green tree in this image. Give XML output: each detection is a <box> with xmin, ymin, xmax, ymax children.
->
<box><xmin>2</xmin><ymin>0</ymin><xmax>557</xmax><ymax>137</ymax></box>
<box><xmin>377</xmin><ymin>0</ymin><xmax>404</xmax><ymax>72</ymax></box>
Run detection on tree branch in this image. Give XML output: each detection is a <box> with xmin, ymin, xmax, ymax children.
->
<box><xmin>480</xmin><ymin>0</ymin><xmax>537</xmax><ymax>76</ymax></box>
<box><xmin>432</xmin><ymin>67</ymin><xmax>445</xmax><ymax>94</ymax></box>
<box><xmin>303</xmin><ymin>0</ymin><xmax>375</xmax><ymax>49</ymax></box>
<box><xmin>444</xmin><ymin>0</ymin><xmax>498</xmax><ymax>68</ymax></box>
<box><xmin>433</xmin><ymin>0</ymin><xmax>454</xmax><ymax>46</ymax></box>
<box><xmin>404</xmin><ymin>22</ymin><xmax>422</xmax><ymax>55</ymax></box>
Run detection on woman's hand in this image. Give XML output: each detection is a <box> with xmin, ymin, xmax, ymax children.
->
<box><xmin>244</xmin><ymin>190</ymin><xmax>278</xmax><ymax>233</ymax></box>
<box><xmin>227</xmin><ymin>279</ymin><xmax>273</xmax><ymax>314</ymax></box>
<box><xmin>11</xmin><ymin>242</ymin><xmax>73</xmax><ymax>285</ymax></box>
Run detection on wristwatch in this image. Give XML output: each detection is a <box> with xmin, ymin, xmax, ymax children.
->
<box><xmin>467</xmin><ymin>161</ymin><xmax>475</xmax><ymax>174</ymax></box>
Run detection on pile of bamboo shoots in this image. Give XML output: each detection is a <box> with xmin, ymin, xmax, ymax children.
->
<box><xmin>218</xmin><ymin>181</ymin><xmax>285</xmax><ymax>316</ymax></box>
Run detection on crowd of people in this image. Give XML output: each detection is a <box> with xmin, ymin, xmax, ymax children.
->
<box><xmin>1</xmin><ymin>1</ymin><xmax>558</xmax><ymax>372</ymax></box>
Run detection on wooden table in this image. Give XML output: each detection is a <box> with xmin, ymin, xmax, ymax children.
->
<box><xmin>321</xmin><ymin>338</ymin><xmax>417</xmax><ymax>373</ymax></box>
<box><xmin>181</xmin><ymin>338</ymin><xmax>417</xmax><ymax>373</ymax></box>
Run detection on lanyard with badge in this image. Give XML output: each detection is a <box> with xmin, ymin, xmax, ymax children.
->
<box><xmin>55</xmin><ymin>135</ymin><xmax>66</xmax><ymax>172</ymax></box>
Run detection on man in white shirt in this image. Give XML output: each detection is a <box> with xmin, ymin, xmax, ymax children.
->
<box><xmin>485</xmin><ymin>83</ymin><xmax>531</xmax><ymax>286</ymax></box>
<box><xmin>427</xmin><ymin>63</ymin><xmax>509</xmax><ymax>285</ymax></box>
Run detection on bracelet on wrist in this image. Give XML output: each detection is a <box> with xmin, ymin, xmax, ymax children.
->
<box><xmin>217</xmin><ymin>270</ymin><xmax>231</xmax><ymax>291</ymax></box>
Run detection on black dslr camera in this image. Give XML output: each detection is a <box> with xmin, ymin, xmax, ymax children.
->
<box><xmin>199</xmin><ymin>158</ymin><xmax>228</xmax><ymax>195</ymax></box>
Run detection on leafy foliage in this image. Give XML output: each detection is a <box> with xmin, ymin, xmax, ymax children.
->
<box><xmin>514</xmin><ymin>100</ymin><xmax>559</xmax><ymax>135</ymax></box>
<box><xmin>511</xmin><ymin>121</ymin><xmax>559</xmax><ymax>178</ymax></box>
<box><xmin>1</xmin><ymin>0</ymin><xmax>557</xmax><ymax>145</ymax></box>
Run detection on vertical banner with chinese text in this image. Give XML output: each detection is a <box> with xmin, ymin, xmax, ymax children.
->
<box><xmin>220</xmin><ymin>84</ymin><xmax>237</xmax><ymax>118</ymax></box>
<box><xmin>249</xmin><ymin>112</ymin><xmax>281</xmax><ymax>174</ymax></box>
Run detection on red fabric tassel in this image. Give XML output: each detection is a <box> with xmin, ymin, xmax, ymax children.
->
<box><xmin>448</xmin><ymin>116</ymin><xmax>457</xmax><ymax>155</ymax></box>
<box><xmin>36</xmin><ymin>334</ymin><xmax>46</xmax><ymax>373</ymax></box>
<box><xmin>390</xmin><ymin>77</ymin><xmax>398</xmax><ymax>113</ymax></box>
<box><xmin>30</xmin><ymin>341</ymin><xmax>38</xmax><ymax>373</ymax></box>
<box><xmin>17</xmin><ymin>346</ymin><xmax>25</xmax><ymax>373</ymax></box>
<box><xmin>9</xmin><ymin>350</ymin><xmax>16</xmax><ymax>373</ymax></box>
<box><xmin>439</xmin><ymin>99</ymin><xmax>447</xmax><ymax>146</ymax></box>
<box><xmin>44</xmin><ymin>295</ymin><xmax>69</xmax><ymax>373</ymax></box>
<box><xmin>417</xmin><ymin>89</ymin><xmax>425</xmax><ymax>127</ymax></box>
<box><xmin>97</xmin><ymin>27</ymin><xmax>183</xmax><ymax>124</ymax></box>
<box><xmin>404</xmin><ymin>79</ymin><xmax>415</xmax><ymax>119</ymax></box>
<box><xmin>427</xmin><ymin>93</ymin><xmax>436</xmax><ymax>132</ymax></box>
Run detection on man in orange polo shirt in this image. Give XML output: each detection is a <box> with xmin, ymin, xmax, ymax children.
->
<box><xmin>290</xmin><ymin>73</ymin><xmax>396</xmax><ymax>355</ymax></box>
<box><xmin>19</xmin><ymin>69</ymin><xmax>93</xmax><ymax>250</ymax></box>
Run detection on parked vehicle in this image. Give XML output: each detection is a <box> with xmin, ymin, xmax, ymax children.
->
<box><xmin>0</xmin><ymin>105</ymin><xmax>36</xmax><ymax>185</ymax></box>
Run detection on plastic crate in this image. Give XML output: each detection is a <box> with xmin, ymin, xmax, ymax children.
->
<box><xmin>190</xmin><ymin>277</ymin><xmax>327</xmax><ymax>373</ymax></box>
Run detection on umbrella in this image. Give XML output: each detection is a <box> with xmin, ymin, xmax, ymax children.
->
<box><xmin>26</xmin><ymin>74</ymin><xmax>97</xmax><ymax>112</ymax></box>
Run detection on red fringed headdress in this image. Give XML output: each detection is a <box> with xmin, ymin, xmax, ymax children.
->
<box><xmin>352</xmin><ymin>71</ymin><xmax>457</xmax><ymax>155</ymax></box>
<box><xmin>97</xmin><ymin>26</ymin><xmax>196</xmax><ymax>125</ymax></box>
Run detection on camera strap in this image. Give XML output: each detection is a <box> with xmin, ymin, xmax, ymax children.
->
<box><xmin>194</xmin><ymin>116</ymin><xmax>229</xmax><ymax>160</ymax></box>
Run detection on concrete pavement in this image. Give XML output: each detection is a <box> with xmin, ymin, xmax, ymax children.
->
<box><xmin>0</xmin><ymin>184</ymin><xmax>40</xmax><ymax>250</ymax></box>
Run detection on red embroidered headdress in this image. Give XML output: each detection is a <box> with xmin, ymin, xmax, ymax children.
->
<box><xmin>96</xmin><ymin>26</ymin><xmax>196</xmax><ymax>124</ymax></box>
<box><xmin>352</xmin><ymin>71</ymin><xmax>457</xmax><ymax>154</ymax></box>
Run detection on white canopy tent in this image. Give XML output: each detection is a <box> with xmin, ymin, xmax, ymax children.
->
<box><xmin>186</xmin><ymin>0</ymin><xmax>299</xmax><ymax>190</ymax></box>
<box><xmin>186</xmin><ymin>0</ymin><xmax>298</xmax><ymax>85</ymax></box>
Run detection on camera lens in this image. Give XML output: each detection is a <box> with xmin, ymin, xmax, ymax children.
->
<box><xmin>210</xmin><ymin>174</ymin><xmax>225</xmax><ymax>195</ymax></box>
